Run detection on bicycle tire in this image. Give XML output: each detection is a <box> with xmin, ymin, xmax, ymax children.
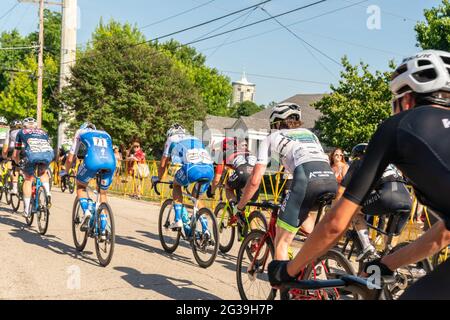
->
<box><xmin>68</xmin><ymin>175</ymin><xmax>76</xmax><ymax>194</ymax></box>
<box><xmin>95</xmin><ymin>202</ymin><xmax>115</xmax><ymax>267</ymax></box>
<box><xmin>4</xmin><ymin>173</ymin><xmax>12</xmax><ymax>205</ymax></box>
<box><xmin>214</xmin><ymin>202</ymin><xmax>235</xmax><ymax>254</ymax></box>
<box><xmin>303</xmin><ymin>248</ymin><xmax>358</xmax><ymax>300</ymax></box>
<box><xmin>191</xmin><ymin>207</ymin><xmax>219</xmax><ymax>268</ymax></box>
<box><xmin>158</xmin><ymin>199</ymin><xmax>181</xmax><ymax>253</ymax></box>
<box><xmin>25</xmin><ymin>198</ymin><xmax>34</xmax><ymax>226</ymax></box>
<box><xmin>236</xmin><ymin>230</ymin><xmax>276</xmax><ymax>300</ymax></box>
<box><xmin>72</xmin><ymin>198</ymin><xmax>88</xmax><ymax>252</ymax></box>
<box><xmin>247</xmin><ymin>210</ymin><xmax>268</xmax><ymax>232</ymax></box>
<box><xmin>60</xmin><ymin>176</ymin><xmax>66</xmax><ymax>193</ymax></box>
<box><xmin>36</xmin><ymin>187</ymin><xmax>50</xmax><ymax>235</ymax></box>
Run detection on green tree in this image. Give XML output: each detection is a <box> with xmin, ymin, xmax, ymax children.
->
<box><xmin>314</xmin><ymin>57</ymin><xmax>394</xmax><ymax>151</ymax></box>
<box><xmin>60</xmin><ymin>21</ymin><xmax>206</xmax><ymax>153</ymax></box>
<box><xmin>154</xmin><ymin>39</ymin><xmax>232</xmax><ymax>116</ymax></box>
<box><xmin>415</xmin><ymin>0</ymin><xmax>450</xmax><ymax>51</ymax></box>
<box><xmin>230</xmin><ymin>101</ymin><xmax>265</xmax><ymax>118</ymax></box>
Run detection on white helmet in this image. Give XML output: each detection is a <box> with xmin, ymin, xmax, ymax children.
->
<box><xmin>270</xmin><ymin>102</ymin><xmax>302</xmax><ymax>126</ymax></box>
<box><xmin>166</xmin><ymin>123</ymin><xmax>186</xmax><ymax>138</ymax></box>
<box><xmin>0</xmin><ymin>117</ymin><xmax>7</xmax><ymax>125</ymax></box>
<box><xmin>391</xmin><ymin>50</ymin><xmax>450</xmax><ymax>101</ymax></box>
<box><xmin>23</xmin><ymin>117</ymin><xmax>37</xmax><ymax>129</ymax></box>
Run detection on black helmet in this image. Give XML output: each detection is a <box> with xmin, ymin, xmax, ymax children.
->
<box><xmin>351</xmin><ymin>143</ymin><xmax>368</xmax><ymax>159</ymax></box>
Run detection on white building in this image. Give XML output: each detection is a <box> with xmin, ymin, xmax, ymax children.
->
<box><xmin>231</xmin><ymin>72</ymin><xmax>256</xmax><ymax>105</ymax></box>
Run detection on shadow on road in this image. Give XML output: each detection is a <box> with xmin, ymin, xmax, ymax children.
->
<box><xmin>0</xmin><ymin>213</ymin><xmax>100</xmax><ymax>267</ymax></box>
<box><xmin>115</xmin><ymin>266</ymin><xmax>221</xmax><ymax>300</ymax></box>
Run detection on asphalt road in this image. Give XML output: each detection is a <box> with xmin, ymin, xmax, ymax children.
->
<box><xmin>0</xmin><ymin>190</ymin><xmax>243</xmax><ymax>300</ymax></box>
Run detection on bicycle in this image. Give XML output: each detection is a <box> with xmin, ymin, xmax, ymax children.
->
<box><xmin>340</xmin><ymin>209</ymin><xmax>432</xmax><ymax>299</ymax></box>
<box><xmin>71</xmin><ymin>171</ymin><xmax>115</xmax><ymax>267</ymax></box>
<box><xmin>23</xmin><ymin>162</ymin><xmax>51</xmax><ymax>235</ymax></box>
<box><xmin>10</xmin><ymin>168</ymin><xmax>24</xmax><ymax>213</ymax></box>
<box><xmin>60</xmin><ymin>167</ymin><xmax>76</xmax><ymax>194</ymax></box>
<box><xmin>0</xmin><ymin>161</ymin><xmax>11</xmax><ymax>204</ymax></box>
<box><xmin>236</xmin><ymin>193</ymin><xmax>355</xmax><ymax>300</ymax></box>
<box><xmin>212</xmin><ymin>183</ymin><xmax>267</xmax><ymax>254</ymax></box>
<box><xmin>154</xmin><ymin>180</ymin><xmax>219</xmax><ymax>268</ymax></box>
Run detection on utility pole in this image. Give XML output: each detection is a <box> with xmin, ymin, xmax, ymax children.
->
<box><xmin>36</xmin><ymin>0</ymin><xmax>45</xmax><ymax>127</ymax></box>
<box><xmin>57</xmin><ymin>0</ymin><xmax>77</xmax><ymax>150</ymax></box>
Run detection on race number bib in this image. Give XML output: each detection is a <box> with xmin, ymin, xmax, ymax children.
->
<box><xmin>186</xmin><ymin>148</ymin><xmax>212</xmax><ymax>164</ymax></box>
<box><xmin>93</xmin><ymin>137</ymin><xmax>108</xmax><ymax>148</ymax></box>
<box><xmin>27</xmin><ymin>138</ymin><xmax>53</xmax><ymax>153</ymax></box>
<box><xmin>233</xmin><ymin>155</ymin><xmax>257</xmax><ymax>168</ymax></box>
<box><xmin>293</xmin><ymin>143</ymin><xmax>328</xmax><ymax>167</ymax></box>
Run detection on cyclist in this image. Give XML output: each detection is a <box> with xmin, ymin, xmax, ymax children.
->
<box><xmin>236</xmin><ymin>102</ymin><xmax>338</xmax><ymax>260</ymax></box>
<box><xmin>152</xmin><ymin>124</ymin><xmax>214</xmax><ymax>233</ymax></box>
<box><xmin>268</xmin><ymin>50</ymin><xmax>450</xmax><ymax>299</ymax></box>
<box><xmin>62</xmin><ymin>123</ymin><xmax>116</xmax><ymax>240</ymax></box>
<box><xmin>2</xmin><ymin>120</ymin><xmax>22</xmax><ymax>195</ymax></box>
<box><xmin>0</xmin><ymin>117</ymin><xmax>9</xmax><ymax>163</ymax></box>
<box><xmin>339</xmin><ymin>143</ymin><xmax>412</xmax><ymax>261</ymax></box>
<box><xmin>13</xmin><ymin>118</ymin><xmax>54</xmax><ymax>217</ymax></box>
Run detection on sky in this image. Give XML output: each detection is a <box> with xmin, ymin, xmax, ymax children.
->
<box><xmin>0</xmin><ymin>0</ymin><xmax>443</xmax><ymax>105</ymax></box>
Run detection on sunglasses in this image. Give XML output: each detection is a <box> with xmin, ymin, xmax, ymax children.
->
<box><xmin>334</xmin><ymin>154</ymin><xmax>343</xmax><ymax>157</ymax></box>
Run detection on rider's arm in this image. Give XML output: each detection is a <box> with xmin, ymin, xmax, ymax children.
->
<box><xmin>286</xmin><ymin>117</ymin><xmax>397</xmax><ymax>277</ymax></box>
<box><xmin>158</xmin><ymin>156</ymin><xmax>170</xmax><ymax>180</ymax></box>
<box><xmin>65</xmin><ymin>153</ymin><xmax>75</xmax><ymax>173</ymax></box>
<box><xmin>382</xmin><ymin>220</ymin><xmax>450</xmax><ymax>271</ymax></box>
<box><xmin>237</xmin><ymin>164</ymin><xmax>266</xmax><ymax>210</ymax></box>
<box><xmin>1</xmin><ymin>142</ymin><xmax>8</xmax><ymax>159</ymax></box>
<box><xmin>13</xmin><ymin>131</ymin><xmax>22</xmax><ymax>164</ymax></box>
<box><xmin>65</xmin><ymin>131</ymin><xmax>81</xmax><ymax>172</ymax></box>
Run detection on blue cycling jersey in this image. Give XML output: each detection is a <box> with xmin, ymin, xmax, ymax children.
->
<box><xmin>15</xmin><ymin>128</ymin><xmax>54</xmax><ymax>164</ymax></box>
<box><xmin>163</xmin><ymin>134</ymin><xmax>213</xmax><ymax>165</ymax></box>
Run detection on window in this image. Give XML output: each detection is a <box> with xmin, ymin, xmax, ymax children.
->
<box><xmin>240</xmin><ymin>92</ymin><xmax>244</xmax><ymax>103</ymax></box>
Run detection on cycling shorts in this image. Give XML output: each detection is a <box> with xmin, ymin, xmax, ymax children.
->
<box><xmin>361</xmin><ymin>181</ymin><xmax>412</xmax><ymax>234</ymax></box>
<box><xmin>278</xmin><ymin>162</ymin><xmax>338</xmax><ymax>233</ymax></box>
<box><xmin>76</xmin><ymin>158</ymin><xmax>116</xmax><ymax>191</ymax></box>
<box><xmin>175</xmin><ymin>163</ymin><xmax>214</xmax><ymax>194</ymax></box>
<box><xmin>23</xmin><ymin>152</ymin><xmax>53</xmax><ymax>177</ymax></box>
<box><xmin>226</xmin><ymin>164</ymin><xmax>259</xmax><ymax>201</ymax></box>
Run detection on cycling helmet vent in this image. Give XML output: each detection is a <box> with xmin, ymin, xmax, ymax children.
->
<box><xmin>441</xmin><ymin>56</ymin><xmax>450</xmax><ymax>66</ymax></box>
<box><xmin>397</xmin><ymin>85</ymin><xmax>413</xmax><ymax>95</ymax></box>
<box><xmin>391</xmin><ymin>64</ymin><xmax>408</xmax><ymax>81</ymax></box>
<box><xmin>417</xmin><ymin>59</ymin><xmax>432</xmax><ymax>67</ymax></box>
<box><xmin>412</xmin><ymin>68</ymin><xmax>438</xmax><ymax>83</ymax></box>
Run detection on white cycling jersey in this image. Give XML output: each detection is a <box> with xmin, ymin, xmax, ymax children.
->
<box><xmin>257</xmin><ymin>128</ymin><xmax>329</xmax><ymax>173</ymax></box>
<box><xmin>0</xmin><ymin>127</ymin><xmax>9</xmax><ymax>148</ymax></box>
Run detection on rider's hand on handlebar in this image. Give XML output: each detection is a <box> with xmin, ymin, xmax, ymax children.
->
<box><xmin>362</xmin><ymin>258</ymin><xmax>394</xmax><ymax>277</ymax></box>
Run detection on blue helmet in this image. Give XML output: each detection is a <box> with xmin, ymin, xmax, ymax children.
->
<box><xmin>80</xmin><ymin>122</ymin><xmax>96</xmax><ymax>130</ymax></box>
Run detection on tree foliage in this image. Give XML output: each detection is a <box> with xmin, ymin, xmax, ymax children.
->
<box><xmin>230</xmin><ymin>101</ymin><xmax>265</xmax><ymax>118</ymax></box>
<box><xmin>314</xmin><ymin>57</ymin><xmax>394</xmax><ymax>151</ymax></box>
<box><xmin>60</xmin><ymin>21</ymin><xmax>207</xmax><ymax>153</ymax></box>
<box><xmin>415</xmin><ymin>0</ymin><xmax>450</xmax><ymax>51</ymax></box>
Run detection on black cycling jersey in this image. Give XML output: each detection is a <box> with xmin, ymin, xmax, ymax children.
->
<box><xmin>343</xmin><ymin>106</ymin><xmax>450</xmax><ymax>229</ymax></box>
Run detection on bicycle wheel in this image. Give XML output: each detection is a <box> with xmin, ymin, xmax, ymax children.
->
<box><xmin>60</xmin><ymin>176</ymin><xmax>66</xmax><ymax>193</ymax></box>
<box><xmin>247</xmin><ymin>210</ymin><xmax>268</xmax><ymax>232</ymax></box>
<box><xmin>191</xmin><ymin>208</ymin><xmax>219</xmax><ymax>268</ymax></box>
<box><xmin>303</xmin><ymin>249</ymin><xmax>358</xmax><ymax>300</ymax></box>
<box><xmin>4</xmin><ymin>173</ymin><xmax>12</xmax><ymax>205</ymax></box>
<box><xmin>68</xmin><ymin>175</ymin><xmax>76</xmax><ymax>194</ymax></box>
<box><xmin>25</xmin><ymin>197</ymin><xmax>34</xmax><ymax>226</ymax></box>
<box><xmin>72</xmin><ymin>198</ymin><xmax>88</xmax><ymax>252</ymax></box>
<box><xmin>214</xmin><ymin>202</ymin><xmax>235</xmax><ymax>254</ymax></box>
<box><xmin>236</xmin><ymin>230</ymin><xmax>276</xmax><ymax>300</ymax></box>
<box><xmin>36</xmin><ymin>187</ymin><xmax>50</xmax><ymax>235</ymax></box>
<box><xmin>158</xmin><ymin>199</ymin><xmax>181</xmax><ymax>253</ymax></box>
<box><xmin>95</xmin><ymin>203</ymin><xmax>115</xmax><ymax>267</ymax></box>
<box><xmin>384</xmin><ymin>242</ymin><xmax>432</xmax><ymax>300</ymax></box>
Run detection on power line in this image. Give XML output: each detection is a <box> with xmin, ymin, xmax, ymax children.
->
<box><xmin>0</xmin><ymin>45</ymin><xmax>39</xmax><ymax>51</ymax></box>
<box><xmin>184</xmin><ymin>0</ymin><xmax>329</xmax><ymax>46</ymax></box>
<box><xmin>140</xmin><ymin>0</ymin><xmax>217</xmax><ymax>30</ymax></box>
<box><xmin>149</xmin><ymin>0</ymin><xmax>273</xmax><ymax>43</ymax></box>
<box><xmin>220</xmin><ymin>70</ymin><xmax>331</xmax><ymax>85</ymax></box>
<box><xmin>0</xmin><ymin>3</ymin><xmax>19</xmax><ymax>21</ymax></box>
<box><xmin>259</xmin><ymin>6</ymin><xmax>340</xmax><ymax>80</ymax></box>
<box><xmin>60</xmin><ymin>0</ymin><xmax>327</xmax><ymax>67</ymax></box>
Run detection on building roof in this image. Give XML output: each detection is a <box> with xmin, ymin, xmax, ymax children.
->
<box><xmin>252</xmin><ymin>93</ymin><xmax>326</xmax><ymax>130</ymax></box>
<box><xmin>232</xmin><ymin>116</ymin><xmax>270</xmax><ymax>132</ymax></box>
<box><xmin>232</xmin><ymin>72</ymin><xmax>255</xmax><ymax>86</ymax></box>
<box><xmin>203</xmin><ymin>115</ymin><xmax>237</xmax><ymax>134</ymax></box>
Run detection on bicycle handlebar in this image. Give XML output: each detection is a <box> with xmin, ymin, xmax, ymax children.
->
<box><xmin>152</xmin><ymin>181</ymin><xmax>173</xmax><ymax>196</ymax></box>
<box><xmin>246</xmin><ymin>201</ymin><xmax>280</xmax><ymax>210</ymax></box>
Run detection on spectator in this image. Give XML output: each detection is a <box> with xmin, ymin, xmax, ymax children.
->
<box><xmin>329</xmin><ymin>148</ymin><xmax>348</xmax><ymax>185</ymax></box>
<box><xmin>113</xmin><ymin>145</ymin><xmax>122</xmax><ymax>176</ymax></box>
<box><xmin>126</xmin><ymin>141</ymin><xmax>147</xmax><ymax>199</ymax></box>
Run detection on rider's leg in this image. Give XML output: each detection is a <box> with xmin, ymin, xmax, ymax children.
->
<box><xmin>22</xmin><ymin>174</ymin><xmax>34</xmax><ymax>215</ymax></box>
<box><xmin>275</xmin><ymin>227</ymin><xmax>297</xmax><ymax>260</ymax></box>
